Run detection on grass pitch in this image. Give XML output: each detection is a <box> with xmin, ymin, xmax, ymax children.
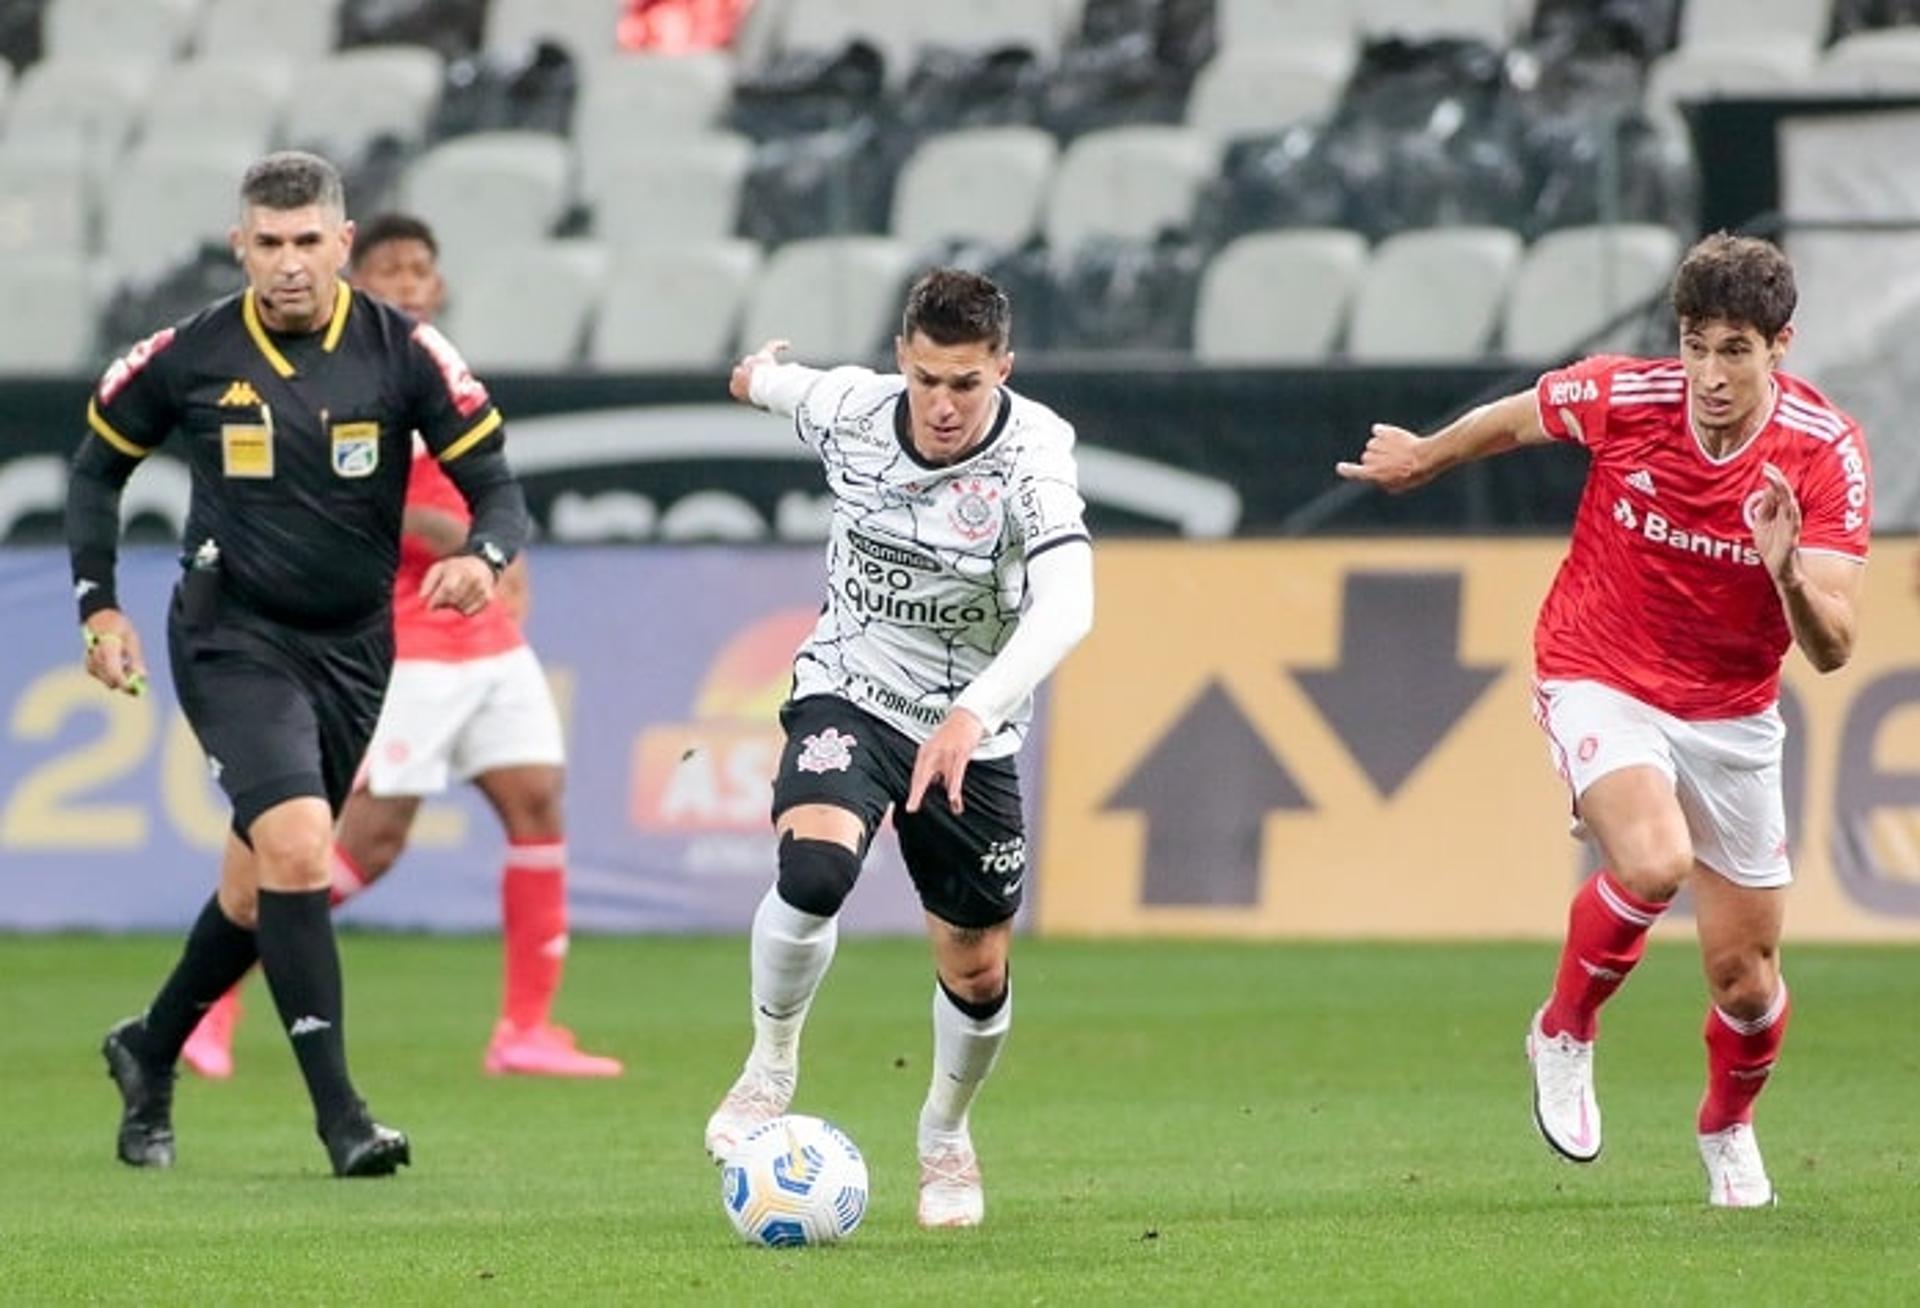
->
<box><xmin>2</xmin><ymin>934</ymin><xmax>1917</xmax><ymax>1304</ymax></box>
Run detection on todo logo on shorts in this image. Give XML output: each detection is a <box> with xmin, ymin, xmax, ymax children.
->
<box><xmin>796</xmin><ymin>728</ymin><xmax>856</xmax><ymax>775</ymax></box>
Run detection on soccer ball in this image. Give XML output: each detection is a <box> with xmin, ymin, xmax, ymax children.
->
<box><xmin>721</xmin><ymin>1114</ymin><xmax>869</xmax><ymax>1247</ymax></box>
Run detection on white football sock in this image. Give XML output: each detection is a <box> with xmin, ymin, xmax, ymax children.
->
<box><xmin>747</xmin><ymin>887</ymin><xmax>837</xmax><ymax>1074</ymax></box>
<box><xmin>919</xmin><ymin>980</ymin><xmax>1011</xmax><ymax>1148</ymax></box>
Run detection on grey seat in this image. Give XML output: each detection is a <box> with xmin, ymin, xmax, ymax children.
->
<box><xmin>1347</xmin><ymin>225</ymin><xmax>1522</xmax><ymax>361</ymax></box>
<box><xmin>1359</xmin><ymin>0</ymin><xmax>1525</xmax><ymax>45</ymax></box>
<box><xmin>104</xmin><ymin>140</ymin><xmax>260</xmax><ymax>284</ymax></box>
<box><xmin>1501</xmin><ymin>224</ymin><xmax>1682</xmax><ymax>359</ymax></box>
<box><xmin>573</xmin><ymin>51</ymin><xmax>735</xmax><ymax>195</ymax></box>
<box><xmin>0</xmin><ymin>144</ymin><xmax>94</xmax><ymax>258</ymax></box>
<box><xmin>437</xmin><ymin>242</ymin><xmax>609</xmax><ymax>372</ymax></box>
<box><xmin>1044</xmin><ymin>126</ymin><xmax>1220</xmax><ymax>262</ymax></box>
<box><xmin>1805</xmin><ymin>28</ymin><xmax>1920</xmax><ymax>94</ymax></box>
<box><xmin>1194</xmin><ymin>229</ymin><xmax>1370</xmax><ymax>363</ymax></box>
<box><xmin>1187</xmin><ymin>46</ymin><xmax>1352</xmax><ymax>141</ymax></box>
<box><xmin>485</xmin><ymin>0</ymin><xmax>626</xmax><ymax>65</ymax></box>
<box><xmin>197</xmin><ymin>0</ymin><xmax>338</xmax><ymax>59</ymax></box>
<box><xmin>589</xmin><ymin>240</ymin><xmax>762</xmax><ymax>369</ymax></box>
<box><xmin>738</xmin><ymin>235</ymin><xmax>915</xmax><ymax>363</ymax></box>
<box><xmin>283</xmin><ymin>46</ymin><xmax>443</xmax><ymax>165</ymax></box>
<box><xmin>1679</xmin><ymin>0</ymin><xmax>1832</xmax><ymax>57</ymax></box>
<box><xmin>141</xmin><ymin>57</ymin><xmax>294</xmax><ymax>155</ymax></box>
<box><xmin>1644</xmin><ymin>45</ymin><xmax>1813</xmax><ymax>141</ymax></box>
<box><xmin>891</xmin><ymin>127</ymin><xmax>1057</xmax><ymax>254</ymax></box>
<box><xmin>6</xmin><ymin>59</ymin><xmax>155</xmax><ymax>178</ymax></box>
<box><xmin>400</xmin><ymin>131</ymin><xmax>574</xmax><ymax>278</ymax></box>
<box><xmin>591</xmin><ymin>133</ymin><xmax>753</xmax><ymax>246</ymax></box>
<box><xmin>43</xmin><ymin>0</ymin><xmax>201</xmax><ymax>61</ymax></box>
<box><xmin>0</xmin><ymin>255</ymin><xmax>104</xmax><ymax>373</ymax></box>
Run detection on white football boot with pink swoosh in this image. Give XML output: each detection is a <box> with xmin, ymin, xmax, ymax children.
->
<box><xmin>1528</xmin><ymin>1005</ymin><xmax>1601</xmax><ymax>1163</ymax></box>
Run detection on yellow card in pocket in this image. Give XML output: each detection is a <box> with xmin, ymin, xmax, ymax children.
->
<box><xmin>221</xmin><ymin>423</ymin><xmax>273</xmax><ymax>478</ymax></box>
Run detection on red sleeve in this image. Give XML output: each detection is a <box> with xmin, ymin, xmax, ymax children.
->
<box><xmin>1533</xmin><ymin>354</ymin><xmax>1640</xmax><ymax>450</ymax></box>
<box><xmin>405</xmin><ymin>446</ymin><xmax>470</xmax><ymax>519</ymax></box>
<box><xmin>1797</xmin><ymin>420</ymin><xmax>1873</xmax><ymax>559</ymax></box>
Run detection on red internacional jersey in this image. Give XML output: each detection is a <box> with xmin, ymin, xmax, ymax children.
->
<box><xmin>392</xmin><ymin>445</ymin><xmax>523</xmax><ymax>661</ymax></box>
<box><xmin>1532</xmin><ymin>354</ymin><xmax>1871</xmax><ymax>719</ymax></box>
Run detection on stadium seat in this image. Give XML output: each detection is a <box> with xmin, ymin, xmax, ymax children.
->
<box><xmin>1679</xmin><ymin>0</ymin><xmax>1833</xmax><ymax>56</ymax></box>
<box><xmin>1500</xmin><ymin>223</ymin><xmax>1682</xmax><ymax>359</ymax></box>
<box><xmin>588</xmin><ymin>239</ymin><xmax>763</xmax><ymax>368</ymax></box>
<box><xmin>0</xmin><ymin>144</ymin><xmax>93</xmax><ymax>258</ymax></box>
<box><xmin>1044</xmin><ymin>126</ymin><xmax>1220</xmax><ymax>262</ymax></box>
<box><xmin>589</xmin><ymin>133</ymin><xmax>753</xmax><ymax>244</ymax></box>
<box><xmin>42</xmin><ymin>0</ymin><xmax>201</xmax><ymax>62</ymax></box>
<box><xmin>891</xmin><ymin>126</ymin><xmax>1057</xmax><ymax>254</ymax></box>
<box><xmin>1643</xmin><ymin>45</ymin><xmax>1814</xmax><ymax>140</ymax></box>
<box><xmin>0</xmin><ymin>254</ymin><xmax>103</xmax><ymax>373</ymax></box>
<box><xmin>1360</xmin><ymin>0</ymin><xmax>1525</xmax><ymax>46</ymax></box>
<box><xmin>197</xmin><ymin>0</ymin><xmax>338</xmax><ymax>59</ymax></box>
<box><xmin>486</xmin><ymin>0</ymin><xmax>626</xmax><ymax>65</ymax></box>
<box><xmin>0</xmin><ymin>57</ymin><xmax>12</xmax><ymax>126</ymax></box>
<box><xmin>141</xmin><ymin>58</ymin><xmax>294</xmax><ymax>155</ymax></box>
<box><xmin>103</xmin><ymin>140</ymin><xmax>260</xmax><ymax>284</ymax></box>
<box><xmin>1806</xmin><ymin>27</ymin><xmax>1920</xmax><ymax>92</ymax></box>
<box><xmin>400</xmin><ymin>131</ymin><xmax>575</xmax><ymax>280</ymax></box>
<box><xmin>1186</xmin><ymin>45</ymin><xmax>1352</xmax><ymax>141</ymax></box>
<box><xmin>1346</xmin><ymin>225</ymin><xmax>1522</xmax><ymax>361</ymax></box>
<box><xmin>283</xmin><ymin>46</ymin><xmax>445</xmax><ymax>167</ymax></box>
<box><xmin>737</xmin><ymin>235</ymin><xmax>915</xmax><ymax>363</ymax></box>
<box><xmin>437</xmin><ymin>241</ymin><xmax>609</xmax><ymax>371</ymax></box>
<box><xmin>900</xmin><ymin>0</ymin><xmax>1070</xmax><ymax>62</ymax></box>
<box><xmin>780</xmin><ymin>0</ymin><xmax>918</xmax><ymax>82</ymax></box>
<box><xmin>5</xmin><ymin>59</ymin><xmax>155</xmax><ymax>178</ymax></box>
<box><xmin>1193</xmin><ymin>228</ymin><xmax>1370</xmax><ymax>363</ymax></box>
<box><xmin>573</xmin><ymin>52</ymin><xmax>736</xmax><ymax>194</ymax></box>
<box><xmin>1214</xmin><ymin>0</ymin><xmax>1358</xmax><ymax>61</ymax></box>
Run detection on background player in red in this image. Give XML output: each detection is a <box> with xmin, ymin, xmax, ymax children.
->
<box><xmin>184</xmin><ymin>214</ymin><xmax>621</xmax><ymax>1080</ymax></box>
<box><xmin>1337</xmin><ymin>233</ymin><xmax>1870</xmax><ymax>1207</ymax></box>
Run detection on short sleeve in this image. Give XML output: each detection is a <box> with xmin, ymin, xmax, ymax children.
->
<box><xmin>88</xmin><ymin>326</ymin><xmax>181</xmax><ymax>456</ymax></box>
<box><xmin>1533</xmin><ymin>354</ymin><xmax>1647</xmax><ymax>451</ymax></box>
<box><xmin>792</xmin><ymin>366</ymin><xmax>881</xmax><ymax>453</ymax></box>
<box><xmin>1797</xmin><ymin>421</ymin><xmax>1873</xmax><ymax>559</ymax></box>
<box><xmin>405</xmin><ymin>321</ymin><xmax>504</xmax><ymax>465</ymax></box>
<box><xmin>1010</xmin><ymin>429</ymin><xmax>1089</xmax><ymax>556</ymax></box>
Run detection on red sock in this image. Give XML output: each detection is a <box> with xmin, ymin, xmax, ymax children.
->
<box><xmin>1699</xmin><ymin>983</ymin><xmax>1790</xmax><ymax>1134</ymax></box>
<box><xmin>328</xmin><ymin>845</ymin><xmax>368</xmax><ymax>908</ymax></box>
<box><xmin>1541</xmin><ymin>869</ymin><xmax>1668</xmax><ymax>1042</ymax></box>
<box><xmin>502</xmin><ymin>839</ymin><xmax>568</xmax><ymax>1031</ymax></box>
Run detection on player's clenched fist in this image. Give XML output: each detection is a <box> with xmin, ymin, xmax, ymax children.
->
<box><xmin>730</xmin><ymin>338</ymin><xmax>791</xmax><ymax>404</ymax></box>
<box><xmin>1335</xmin><ymin>423</ymin><xmax>1437</xmax><ymax>494</ymax></box>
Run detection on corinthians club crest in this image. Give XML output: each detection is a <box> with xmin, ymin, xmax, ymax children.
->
<box><xmin>946</xmin><ymin>478</ymin><xmax>1001</xmax><ymax>542</ymax></box>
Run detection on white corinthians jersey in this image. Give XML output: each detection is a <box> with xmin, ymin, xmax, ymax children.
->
<box><xmin>785</xmin><ymin>366</ymin><xmax>1089</xmax><ymax>758</ymax></box>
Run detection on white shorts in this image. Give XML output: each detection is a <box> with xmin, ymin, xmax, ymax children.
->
<box><xmin>1533</xmin><ymin>678</ymin><xmax>1790</xmax><ymax>889</ymax></box>
<box><xmin>364</xmin><ymin>646</ymin><xmax>565</xmax><ymax>798</ymax></box>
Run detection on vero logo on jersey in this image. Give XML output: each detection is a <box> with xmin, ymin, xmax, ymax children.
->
<box><xmin>218</xmin><ymin>380</ymin><xmax>264</xmax><ymax>407</ymax></box>
<box><xmin>1546</xmin><ymin>378</ymin><xmax>1600</xmax><ymax>405</ymax></box>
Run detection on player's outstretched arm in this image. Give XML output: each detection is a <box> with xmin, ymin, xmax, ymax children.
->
<box><xmin>1754</xmin><ymin>461</ymin><xmax>1864</xmax><ymax>673</ymax></box>
<box><xmin>730</xmin><ymin>338</ymin><xmax>823</xmax><ymax>416</ymax></box>
<box><xmin>1335</xmin><ymin>389</ymin><xmax>1548</xmax><ymax>493</ymax></box>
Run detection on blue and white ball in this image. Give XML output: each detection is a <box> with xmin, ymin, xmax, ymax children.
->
<box><xmin>721</xmin><ymin>1114</ymin><xmax>869</xmax><ymax>1247</ymax></box>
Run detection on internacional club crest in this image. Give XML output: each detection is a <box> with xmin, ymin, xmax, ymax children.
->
<box><xmin>947</xmin><ymin>479</ymin><xmax>1001</xmax><ymax>542</ymax></box>
<box><xmin>796</xmin><ymin>728</ymin><xmax>857</xmax><ymax>775</ymax></box>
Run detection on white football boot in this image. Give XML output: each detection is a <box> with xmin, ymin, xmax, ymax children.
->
<box><xmin>1527</xmin><ymin>1005</ymin><xmax>1602</xmax><ymax>1163</ymax></box>
<box><xmin>917</xmin><ymin>1134</ymin><xmax>985</xmax><ymax>1228</ymax></box>
<box><xmin>704</xmin><ymin>1062</ymin><xmax>793</xmax><ymax>1164</ymax></box>
<box><xmin>1699</xmin><ymin>1123</ymin><xmax>1777</xmax><ymax>1208</ymax></box>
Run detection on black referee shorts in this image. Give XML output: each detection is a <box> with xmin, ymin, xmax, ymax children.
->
<box><xmin>770</xmin><ymin>695</ymin><xmax>1027</xmax><ymax>929</ymax></box>
<box><xmin>167</xmin><ymin>585</ymin><xmax>392</xmax><ymax>840</ymax></box>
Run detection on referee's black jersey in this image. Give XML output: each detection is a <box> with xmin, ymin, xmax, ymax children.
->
<box><xmin>84</xmin><ymin>284</ymin><xmax>514</xmax><ymax>630</ymax></box>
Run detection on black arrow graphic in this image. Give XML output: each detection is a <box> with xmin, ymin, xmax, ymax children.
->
<box><xmin>1290</xmin><ymin>571</ymin><xmax>1503</xmax><ymax>799</ymax></box>
<box><xmin>1103</xmin><ymin>681</ymin><xmax>1311</xmax><ymax>906</ymax></box>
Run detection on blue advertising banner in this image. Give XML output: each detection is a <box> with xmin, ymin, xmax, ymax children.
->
<box><xmin>0</xmin><ymin>548</ymin><xmax>1046</xmax><ymax>934</ymax></box>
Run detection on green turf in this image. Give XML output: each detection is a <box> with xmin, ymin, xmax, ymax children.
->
<box><xmin>2</xmin><ymin>934</ymin><xmax>1917</xmax><ymax>1304</ymax></box>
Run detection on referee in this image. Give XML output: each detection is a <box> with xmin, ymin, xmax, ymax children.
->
<box><xmin>67</xmin><ymin>151</ymin><xmax>529</xmax><ymax>1177</ymax></box>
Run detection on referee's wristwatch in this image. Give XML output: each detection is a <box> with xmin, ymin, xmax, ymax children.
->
<box><xmin>468</xmin><ymin>539</ymin><xmax>509</xmax><ymax>577</ymax></box>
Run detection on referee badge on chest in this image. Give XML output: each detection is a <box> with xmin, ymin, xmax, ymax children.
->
<box><xmin>330</xmin><ymin>422</ymin><xmax>380</xmax><ymax>478</ymax></box>
<box><xmin>220</xmin><ymin>423</ymin><xmax>273</xmax><ymax>478</ymax></box>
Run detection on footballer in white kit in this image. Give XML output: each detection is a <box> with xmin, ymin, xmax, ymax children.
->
<box><xmin>704</xmin><ymin>270</ymin><xmax>1095</xmax><ymax>1231</ymax></box>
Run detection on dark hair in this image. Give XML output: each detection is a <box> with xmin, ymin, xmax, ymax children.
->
<box><xmin>352</xmin><ymin>212</ymin><xmax>439</xmax><ymax>269</ymax></box>
<box><xmin>238</xmin><ymin>150</ymin><xmax>344</xmax><ymax>216</ymax></box>
<box><xmin>1672</xmin><ymin>233</ymin><xmax>1796</xmax><ymax>340</ymax></box>
<box><xmin>901</xmin><ymin>268</ymin><xmax>1011</xmax><ymax>352</ymax></box>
